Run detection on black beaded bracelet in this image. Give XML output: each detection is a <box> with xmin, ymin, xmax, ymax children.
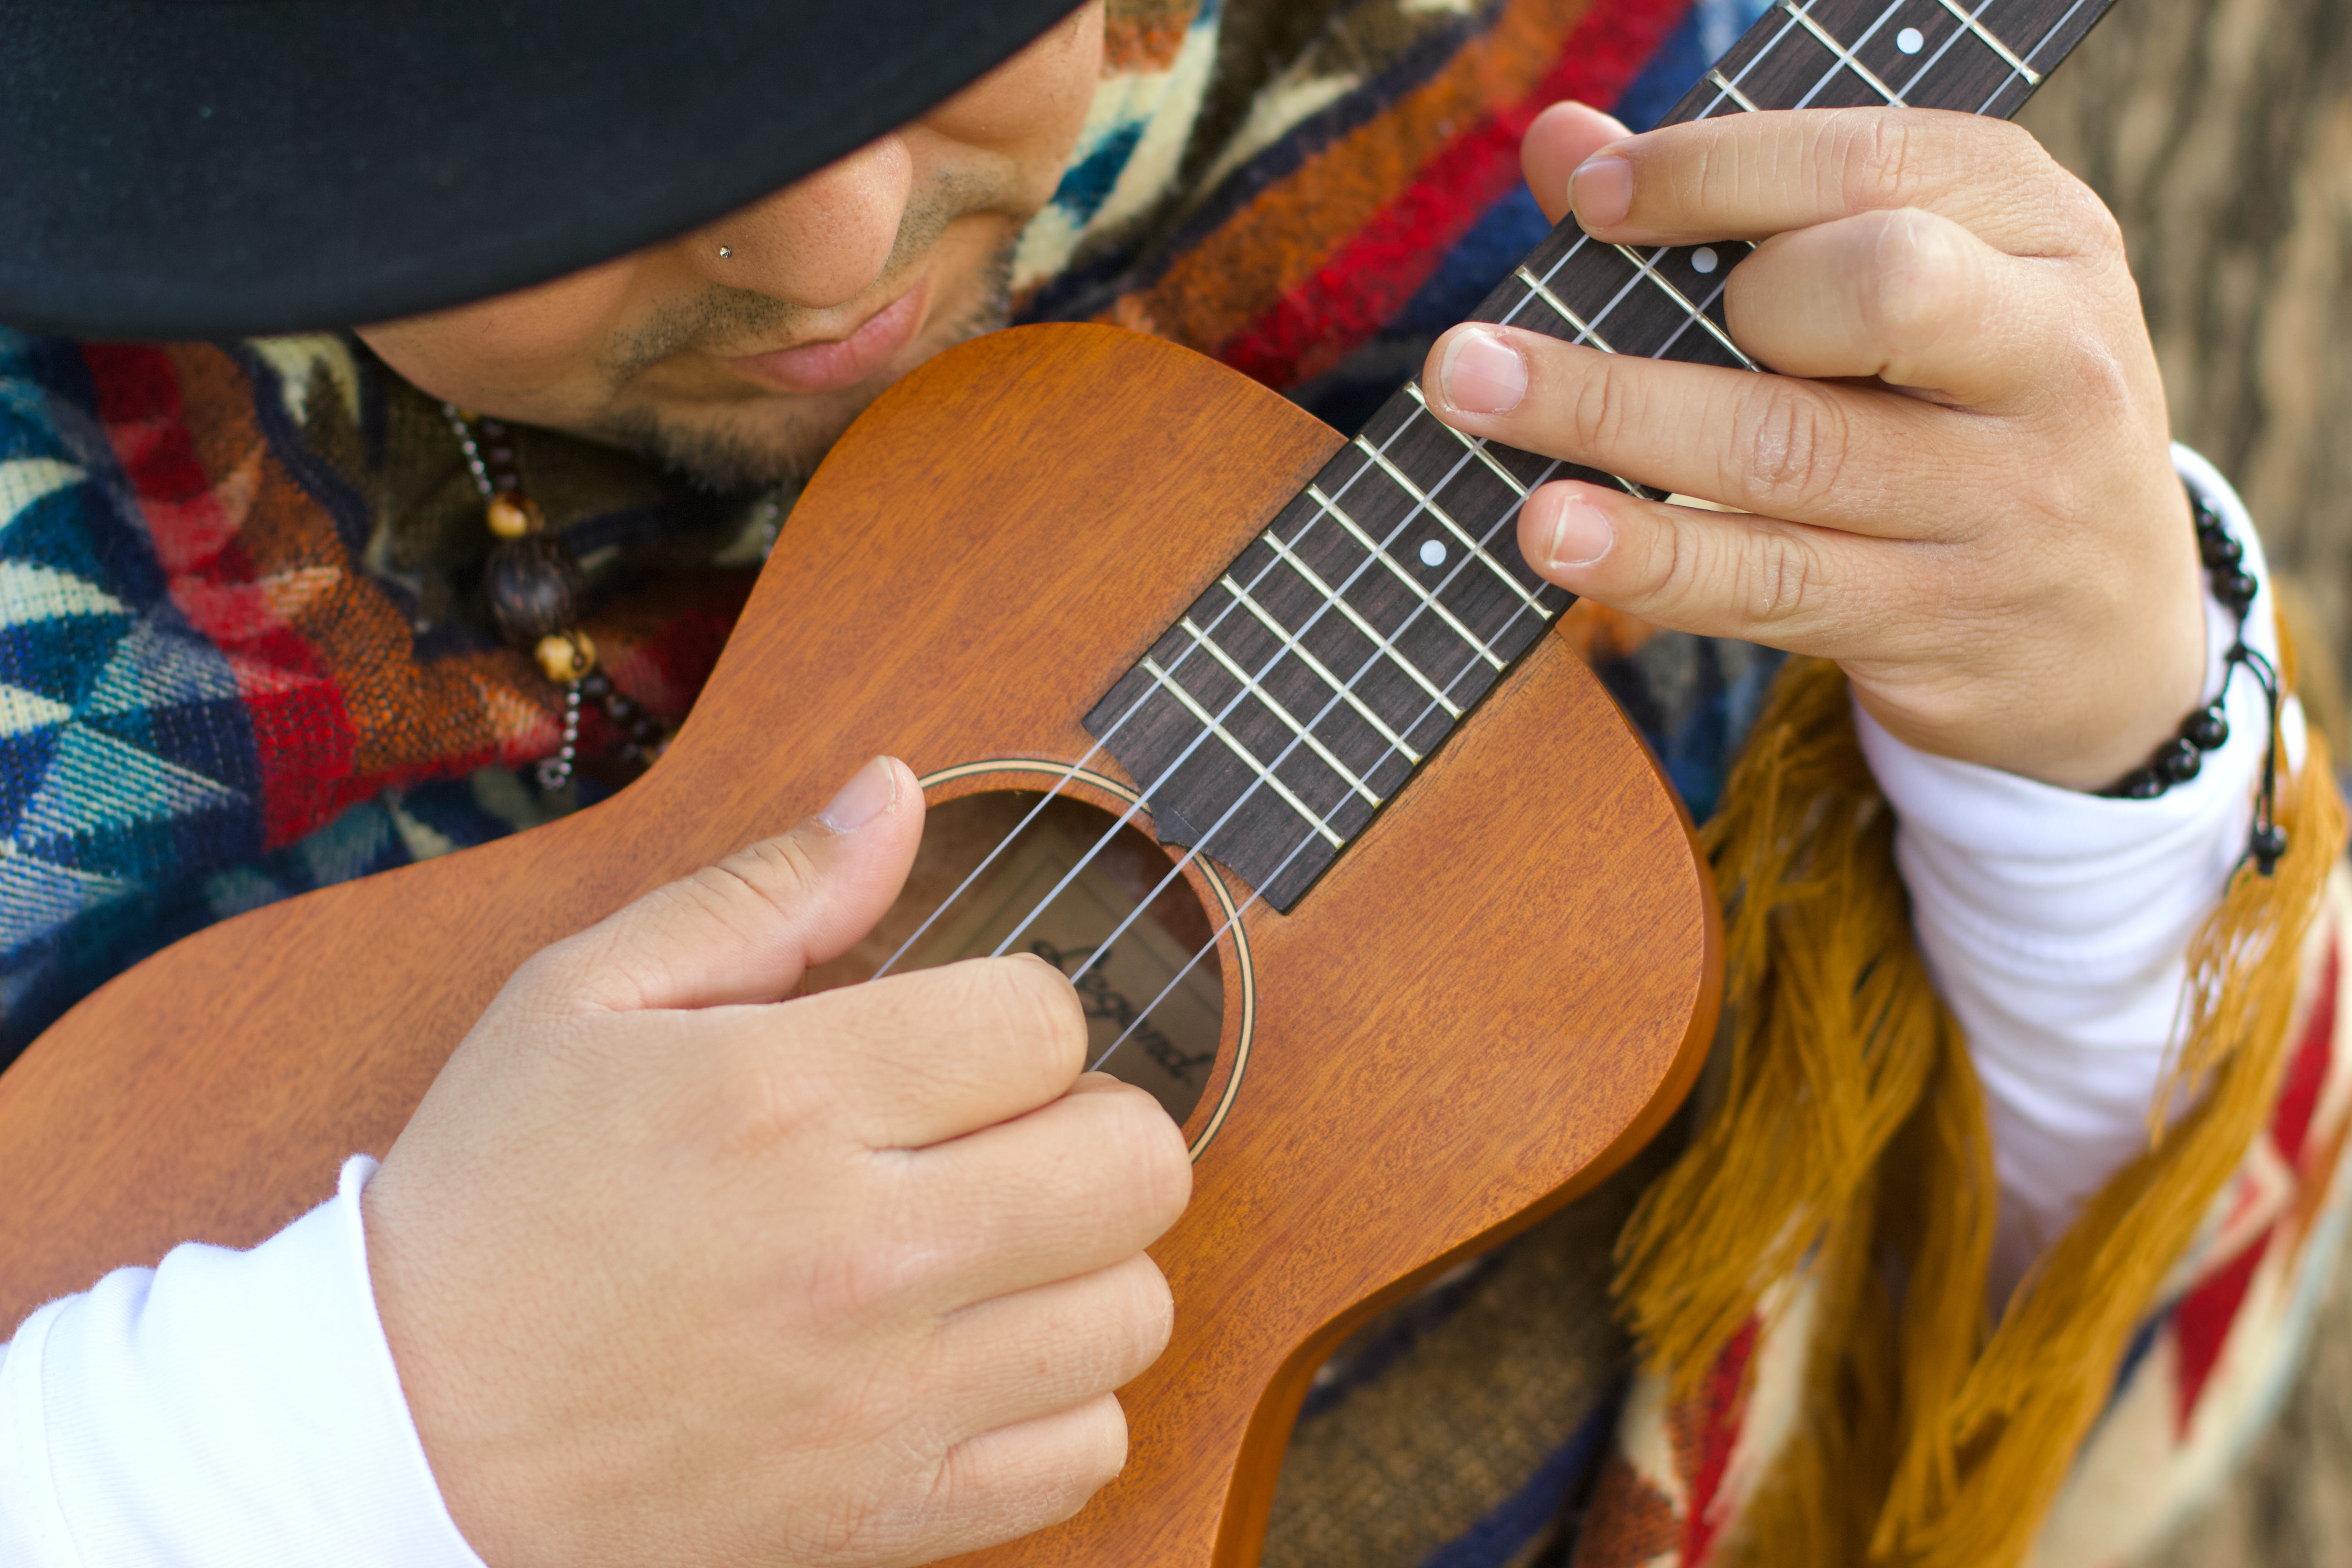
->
<box><xmin>2099</xmin><ymin>477</ymin><xmax>2288</xmax><ymax>876</ymax></box>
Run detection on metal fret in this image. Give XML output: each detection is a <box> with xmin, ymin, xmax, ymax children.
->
<box><xmin>1220</xmin><ymin>574</ymin><xmax>1424</xmax><ymax>764</ymax></box>
<box><xmin>1176</xmin><ymin>617</ymin><xmax>1382</xmax><ymax>807</ymax></box>
<box><xmin>1706</xmin><ymin>67</ymin><xmax>1764</xmax><ymax>112</ymax></box>
<box><xmin>1615</xmin><ymin>246</ymin><xmax>1759</xmax><ymax>371</ymax></box>
<box><xmin>1784</xmin><ymin>0</ymin><xmax>1909</xmax><ymax>104</ymax></box>
<box><xmin>1515</xmin><ymin>266</ymin><xmax>1621</xmax><ymax>353</ymax></box>
<box><xmin>1981</xmin><ymin>0</ymin><xmax>2096</xmax><ymax>113</ymax></box>
<box><xmin>1403</xmin><ymin>382</ymin><xmax>1529</xmax><ymax>496</ymax></box>
<box><xmin>1140</xmin><ymin>656</ymin><xmax>1344</xmax><ymax>848</ymax></box>
<box><xmin>1308</xmin><ymin>485</ymin><xmax>1507</xmax><ymax>672</ymax></box>
<box><xmin>1351</xmin><ymin>437</ymin><xmax>1553</xmax><ymax>620</ymax></box>
<box><xmin>1551</xmin><ymin>244</ymin><xmax>1666</xmax><ymax>359</ymax></box>
<box><xmin>1088</xmin><ymin>0</ymin><xmax>2119</xmax><ymax>913</ymax></box>
<box><xmin>1934</xmin><ymin>0</ymin><xmax>2041</xmax><ymax>82</ymax></box>
<box><xmin>1261</xmin><ymin>529</ymin><xmax>1465</xmax><ymax>719</ymax></box>
<box><xmin>1650</xmin><ymin>267</ymin><xmax>1739</xmax><ymax>359</ymax></box>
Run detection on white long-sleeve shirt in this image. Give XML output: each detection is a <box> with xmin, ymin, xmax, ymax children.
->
<box><xmin>0</xmin><ymin>447</ymin><xmax>2294</xmax><ymax>1565</ymax></box>
<box><xmin>1858</xmin><ymin>446</ymin><xmax>2301</xmax><ymax>1300</ymax></box>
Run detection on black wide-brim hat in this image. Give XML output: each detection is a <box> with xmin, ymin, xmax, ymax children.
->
<box><xmin>2</xmin><ymin>0</ymin><xmax>1083</xmax><ymax>339</ymax></box>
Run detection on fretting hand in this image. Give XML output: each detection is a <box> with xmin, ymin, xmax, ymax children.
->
<box><xmin>362</xmin><ymin>757</ymin><xmax>1191</xmax><ymax>1568</ymax></box>
<box><xmin>1428</xmin><ymin>103</ymin><xmax>2204</xmax><ymax>791</ymax></box>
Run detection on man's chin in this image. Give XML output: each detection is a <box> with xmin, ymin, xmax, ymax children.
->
<box><xmin>596</xmin><ymin>392</ymin><xmax>875</xmax><ymax>493</ymax></box>
<box><xmin>604</xmin><ymin>240</ymin><xmax>1018</xmax><ymax>494</ymax></box>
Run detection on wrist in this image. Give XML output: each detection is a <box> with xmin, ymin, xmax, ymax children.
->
<box><xmin>2099</xmin><ymin>475</ymin><xmax>2269</xmax><ymax>795</ymax></box>
<box><xmin>2037</xmin><ymin>471</ymin><xmax>2212</xmax><ymax>794</ymax></box>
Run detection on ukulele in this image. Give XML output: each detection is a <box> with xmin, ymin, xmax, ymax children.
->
<box><xmin>0</xmin><ymin>0</ymin><xmax>2113</xmax><ymax>1559</ymax></box>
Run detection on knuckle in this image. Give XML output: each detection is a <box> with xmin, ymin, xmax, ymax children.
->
<box><xmin>1840</xmin><ymin>108</ymin><xmax>1925</xmax><ymax>211</ymax></box>
<box><xmin>1007</xmin><ymin>955</ymin><xmax>1093</xmax><ymax>1062</ymax></box>
<box><xmin>1734</xmin><ymin>530</ymin><xmax>1832</xmax><ymax>625</ymax></box>
<box><xmin>598</xmin><ymin>834</ymin><xmax>825</xmax><ymax>1010</ymax></box>
<box><xmin>1740</xmin><ymin>381</ymin><xmax>1849</xmax><ymax>513</ymax></box>
<box><xmin>960</xmin><ymin>956</ymin><xmax>1088</xmax><ymax>1075</ymax></box>
<box><xmin>708</xmin><ymin>1033</ymin><xmax>832</xmax><ymax>1148</ymax></box>
<box><xmin>1837</xmin><ymin>108</ymin><xmax>2006</xmax><ymax>214</ymax></box>
<box><xmin>525</xmin><ymin>911</ymin><xmax>658</xmax><ymax>1015</ymax></box>
<box><xmin>1069</xmin><ymin>1257</ymin><xmax>1178</xmax><ymax>1387</ymax></box>
<box><xmin>1862</xmin><ymin>209</ymin><xmax>1965</xmax><ymax>364</ymax></box>
<box><xmin>793</xmin><ymin>1205</ymin><xmax>934</xmax><ymax>1323</ymax></box>
<box><xmin>706</xmin><ymin>833</ymin><xmax>825</xmax><ymax>923</ymax></box>
<box><xmin>1642</xmin><ymin>507</ymin><xmax>1701</xmax><ymax>611</ymax></box>
<box><xmin>1563</xmin><ymin>358</ymin><xmax>1637</xmax><ymax>458</ymax></box>
<box><xmin>1683</xmin><ymin>134</ymin><xmax>1738</xmax><ymax>220</ymax></box>
<box><xmin>2052</xmin><ymin>168</ymin><xmax>2124</xmax><ymax>258</ymax></box>
<box><xmin>1968</xmin><ymin>117</ymin><xmax>2044</xmax><ymax>183</ymax></box>
<box><xmin>500</xmin><ymin>941</ymin><xmax>577</xmax><ymax>1009</ymax></box>
<box><xmin>1098</xmin><ymin>1085</ymin><xmax>1194</xmax><ymax>1225</ymax></box>
<box><xmin>816</xmin><ymin>1470</ymin><xmax>926</xmax><ymax>1564</ymax></box>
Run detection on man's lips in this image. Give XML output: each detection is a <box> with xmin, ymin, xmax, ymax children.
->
<box><xmin>721</xmin><ymin>284</ymin><xmax>930</xmax><ymax>396</ymax></box>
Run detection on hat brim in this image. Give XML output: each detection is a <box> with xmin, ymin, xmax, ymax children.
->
<box><xmin>1</xmin><ymin>0</ymin><xmax>1082</xmax><ymax>339</ymax></box>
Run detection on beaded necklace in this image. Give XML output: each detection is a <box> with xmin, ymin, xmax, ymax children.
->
<box><xmin>441</xmin><ymin>403</ymin><xmax>674</xmax><ymax>789</ymax></box>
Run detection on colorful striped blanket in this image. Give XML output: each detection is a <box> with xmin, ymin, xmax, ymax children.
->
<box><xmin>9</xmin><ymin>4</ymin><xmax>2332</xmax><ymax>1566</ymax></box>
<box><xmin>0</xmin><ymin>0</ymin><xmax>1771</xmax><ymax>1061</ymax></box>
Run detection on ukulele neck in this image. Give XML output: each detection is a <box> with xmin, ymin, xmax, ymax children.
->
<box><xmin>1087</xmin><ymin>0</ymin><xmax>2117</xmax><ymax>914</ymax></box>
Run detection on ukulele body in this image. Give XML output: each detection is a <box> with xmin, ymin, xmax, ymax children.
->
<box><xmin>0</xmin><ymin>323</ymin><xmax>1717</xmax><ymax>1568</ymax></box>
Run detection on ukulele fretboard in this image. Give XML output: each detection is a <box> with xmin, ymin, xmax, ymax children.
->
<box><xmin>1088</xmin><ymin>0</ymin><xmax>2116</xmax><ymax>912</ymax></box>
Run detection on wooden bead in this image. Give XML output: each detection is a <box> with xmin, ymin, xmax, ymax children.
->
<box><xmin>486</xmin><ymin>493</ymin><xmax>543</xmax><ymax>539</ymax></box>
<box><xmin>535</xmin><ymin>630</ymin><xmax>597</xmax><ymax>684</ymax></box>
<box><xmin>486</xmin><ymin>535</ymin><xmax>583</xmax><ymax>645</ymax></box>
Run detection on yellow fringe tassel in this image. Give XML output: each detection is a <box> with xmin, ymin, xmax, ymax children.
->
<box><xmin>1614</xmin><ymin>654</ymin><xmax>2347</xmax><ymax>1568</ymax></box>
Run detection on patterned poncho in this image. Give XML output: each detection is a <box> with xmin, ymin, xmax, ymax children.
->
<box><xmin>8</xmin><ymin>7</ymin><xmax>2348</xmax><ymax>1568</ymax></box>
<box><xmin>0</xmin><ymin>0</ymin><xmax>1777</xmax><ymax>1060</ymax></box>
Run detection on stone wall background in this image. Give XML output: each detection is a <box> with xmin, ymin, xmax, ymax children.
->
<box><xmin>2019</xmin><ymin>2</ymin><xmax>2352</xmax><ymax>1558</ymax></box>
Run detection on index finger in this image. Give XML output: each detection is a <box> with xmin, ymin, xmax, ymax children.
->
<box><xmin>1564</xmin><ymin>107</ymin><xmax>2100</xmax><ymax>257</ymax></box>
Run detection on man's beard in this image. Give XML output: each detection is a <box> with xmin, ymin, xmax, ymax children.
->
<box><xmin>597</xmin><ymin>237</ymin><xmax>1017</xmax><ymax>494</ymax></box>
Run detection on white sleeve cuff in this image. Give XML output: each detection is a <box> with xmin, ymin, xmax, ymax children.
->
<box><xmin>0</xmin><ymin>1156</ymin><xmax>486</xmax><ymax>1567</ymax></box>
<box><xmin>1853</xmin><ymin>444</ymin><xmax>2303</xmax><ymax>1292</ymax></box>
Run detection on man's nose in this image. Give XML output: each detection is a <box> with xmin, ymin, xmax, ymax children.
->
<box><xmin>683</xmin><ymin>134</ymin><xmax>915</xmax><ymax>309</ymax></box>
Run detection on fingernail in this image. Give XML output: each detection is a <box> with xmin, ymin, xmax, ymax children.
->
<box><xmin>817</xmin><ymin>756</ymin><xmax>898</xmax><ymax>833</ymax></box>
<box><xmin>1438</xmin><ymin>327</ymin><xmax>1528</xmax><ymax>415</ymax></box>
<box><xmin>1534</xmin><ymin>490</ymin><xmax>1613</xmax><ymax>569</ymax></box>
<box><xmin>1569</xmin><ymin>153</ymin><xmax>1632</xmax><ymax>228</ymax></box>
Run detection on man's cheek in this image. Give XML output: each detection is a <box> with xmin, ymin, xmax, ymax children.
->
<box><xmin>356</xmin><ymin>260</ymin><xmax>643</xmax><ymax>415</ymax></box>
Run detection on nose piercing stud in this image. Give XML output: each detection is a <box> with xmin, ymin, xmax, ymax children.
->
<box><xmin>717</xmin><ymin>246</ymin><xmax>733</xmax><ymax>259</ymax></box>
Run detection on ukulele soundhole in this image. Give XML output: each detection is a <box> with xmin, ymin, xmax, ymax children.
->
<box><xmin>807</xmin><ymin>784</ymin><xmax>1233</xmax><ymax>1129</ymax></box>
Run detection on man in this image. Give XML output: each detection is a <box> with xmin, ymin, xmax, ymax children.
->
<box><xmin>0</xmin><ymin>1</ymin><xmax>2338</xmax><ymax>1565</ymax></box>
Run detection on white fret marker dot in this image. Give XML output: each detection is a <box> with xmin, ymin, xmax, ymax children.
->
<box><xmin>1419</xmin><ymin>539</ymin><xmax>1447</xmax><ymax>568</ymax></box>
<box><xmin>1896</xmin><ymin>25</ymin><xmax>1924</xmax><ymax>52</ymax></box>
<box><xmin>1691</xmin><ymin>246</ymin><xmax>1720</xmax><ymax>275</ymax></box>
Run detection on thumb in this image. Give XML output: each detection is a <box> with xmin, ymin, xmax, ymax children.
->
<box><xmin>557</xmin><ymin>755</ymin><xmax>926</xmax><ymax>1012</ymax></box>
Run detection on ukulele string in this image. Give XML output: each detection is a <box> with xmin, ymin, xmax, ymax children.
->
<box><xmin>985</xmin><ymin>0</ymin><xmax>2035</xmax><ymax>1058</ymax></box>
<box><xmin>865</xmin><ymin>388</ymin><xmax>1441</xmax><ymax>982</ymax></box>
<box><xmin>1086</xmin><ymin>617</ymin><xmax>1497</xmax><ymax>1074</ymax></box>
<box><xmin>887</xmin><ymin>207</ymin><xmax>1629</xmax><ymax>995</ymax></box>
<box><xmin>1074</xmin><ymin>455</ymin><xmax>1565</xmax><ymax>1072</ymax></box>
<box><xmin>969</xmin><ymin>238</ymin><xmax>1616</xmax><ymax>974</ymax></box>
<box><xmin>1081</xmin><ymin>0</ymin><xmax>2001</xmax><ymax>1039</ymax></box>
<box><xmin>985</xmin><ymin>413</ymin><xmax>1563</xmax><ymax>973</ymax></box>
<box><xmin>1062</xmin><ymin>465</ymin><xmax>1553</xmax><ymax>999</ymax></box>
